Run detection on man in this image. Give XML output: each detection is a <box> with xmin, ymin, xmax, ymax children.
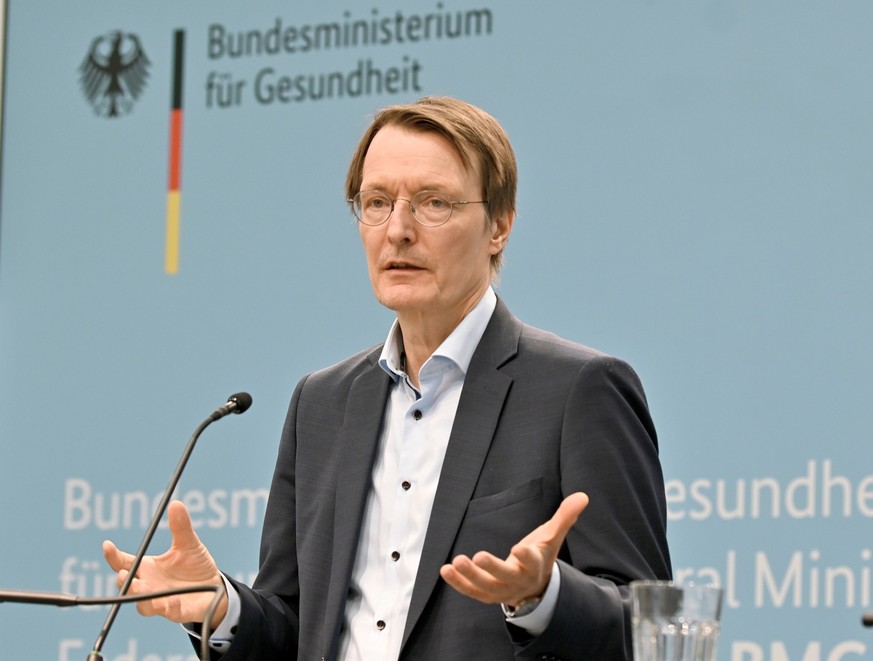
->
<box><xmin>103</xmin><ymin>96</ymin><xmax>672</xmax><ymax>659</ymax></box>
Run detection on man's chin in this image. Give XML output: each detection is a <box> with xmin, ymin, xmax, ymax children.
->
<box><xmin>373</xmin><ymin>286</ymin><xmax>432</xmax><ymax>314</ymax></box>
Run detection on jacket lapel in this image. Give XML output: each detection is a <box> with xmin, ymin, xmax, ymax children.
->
<box><xmin>323</xmin><ymin>352</ymin><xmax>392</xmax><ymax>661</ymax></box>
<box><xmin>401</xmin><ymin>300</ymin><xmax>521</xmax><ymax>647</ymax></box>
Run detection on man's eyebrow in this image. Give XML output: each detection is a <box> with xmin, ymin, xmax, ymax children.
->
<box><xmin>359</xmin><ymin>180</ymin><xmax>456</xmax><ymax>193</ymax></box>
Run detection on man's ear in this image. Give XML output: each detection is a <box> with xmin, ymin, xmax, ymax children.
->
<box><xmin>489</xmin><ymin>211</ymin><xmax>514</xmax><ymax>256</ymax></box>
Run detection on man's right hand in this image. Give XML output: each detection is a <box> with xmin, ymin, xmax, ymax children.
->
<box><xmin>102</xmin><ymin>500</ymin><xmax>228</xmax><ymax>627</ymax></box>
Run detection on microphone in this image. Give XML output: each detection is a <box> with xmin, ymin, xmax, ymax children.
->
<box><xmin>0</xmin><ymin>585</ymin><xmax>223</xmax><ymax>660</ymax></box>
<box><xmin>85</xmin><ymin>392</ymin><xmax>252</xmax><ymax>661</ymax></box>
<box><xmin>210</xmin><ymin>391</ymin><xmax>253</xmax><ymax>420</ymax></box>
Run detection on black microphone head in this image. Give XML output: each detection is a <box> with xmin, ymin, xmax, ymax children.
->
<box><xmin>227</xmin><ymin>392</ymin><xmax>253</xmax><ymax>414</ymax></box>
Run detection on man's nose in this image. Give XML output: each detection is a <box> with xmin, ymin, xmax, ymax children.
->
<box><xmin>385</xmin><ymin>198</ymin><xmax>418</xmax><ymax>235</ymax></box>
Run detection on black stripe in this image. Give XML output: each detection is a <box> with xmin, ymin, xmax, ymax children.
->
<box><xmin>172</xmin><ymin>29</ymin><xmax>185</xmax><ymax>109</ymax></box>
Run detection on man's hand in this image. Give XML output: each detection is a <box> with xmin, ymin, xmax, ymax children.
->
<box><xmin>439</xmin><ymin>492</ymin><xmax>589</xmax><ymax>607</ymax></box>
<box><xmin>102</xmin><ymin>500</ymin><xmax>228</xmax><ymax>627</ymax></box>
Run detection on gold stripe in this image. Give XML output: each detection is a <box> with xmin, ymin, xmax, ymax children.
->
<box><xmin>165</xmin><ymin>191</ymin><xmax>181</xmax><ymax>274</ymax></box>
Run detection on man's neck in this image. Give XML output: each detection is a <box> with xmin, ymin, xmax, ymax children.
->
<box><xmin>395</xmin><ymin>326</ymin><xmax>444</xmax><ymax>390</ymax></box>
<box><xmin>394</xmin><ymin>289</ymin><xmax>489</xmax><ymax>389</ymax></box>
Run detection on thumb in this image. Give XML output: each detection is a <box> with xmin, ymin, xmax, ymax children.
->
<box><xmin>166</xmin><ymin>500</ymin><xmax>201</xmax><ymax>550</ymax></box>
<box><xmin>544</xmin><ymin>492</ymin><xmax>589</xmax><ymax>544</ymax></box>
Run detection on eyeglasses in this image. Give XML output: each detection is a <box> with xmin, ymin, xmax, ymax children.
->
<box><xmin>350</xmin><ymin>190</ymin><xmax>489</xmax><ymax>228</ymax></box>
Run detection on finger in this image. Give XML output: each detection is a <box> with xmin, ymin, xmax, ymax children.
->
<box><xmin>102</xmin><ymin>539</ymin><xmax>136</xmax><ymax>573</ymax></box>
<box><xmin>136</xmin><ymin>592</ymin><xmax>168</xmax><ymax>618</ymax></box>
<box><xmin>508</xmin><ymin>542</ymin><xmax>543</xmax><ymax>569</ymax></box>
<box><xmin>440</xmin><ymin>560</ymin><xmax>503</xmax><ymax>603</ymax></box>
<box><xmin>134</xmin><ymin>587</ymin><xmax>189</xmax><ymax>619</ymax></box>
<box><xmin>456</xmin><ymin>554</ymin><xmax>520</xmax><ymax>599</ymax></box>
<box><xmin>116</xmin><ymin>568</ymin><xmax>145</xmax><ymax>593</ymax></box>
<box><xmin>439</xmin><ymin>562</ymin><xmax>470</xmax><ymax>593</ymax></box>
<box><xmin>462</xmin><ymin>552</ymin><xmax>510</xmax><ymax>586</ymax></box>
<box><xmin>116</xmin><ymin>569</ymin><xmax>151</xmax><ymax>601</ymax></box>
<box><xmin>469</xmin><ymin>551</ymin><xmax>521</xmax><ymax>583</ymax></box>
<box><xmin>111</xmin><ymin>569</ymin><xmax>169</xmax><ymax>618</ymax></box>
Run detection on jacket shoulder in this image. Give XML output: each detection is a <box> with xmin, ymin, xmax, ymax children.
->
<box><xmin>512</xmin><ymin>323</ymin><xmax>647</xmax><ymax>395</ymax></box>
<box><xmin>299</xmin><ymin>343</ymin><xmax>383</xmax><ymax>392</ymax></box>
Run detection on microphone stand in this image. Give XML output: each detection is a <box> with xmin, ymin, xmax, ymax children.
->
<box><xmin>85</xmin><ymin>394</ymin><xmax>250</xmax><ymax>660</ymax></box>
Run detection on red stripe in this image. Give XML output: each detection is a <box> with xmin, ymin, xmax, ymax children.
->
<box><xmin>168</xmin><ymin>109</ymin><xmax>183</xmax><ymax>191</ymax></box>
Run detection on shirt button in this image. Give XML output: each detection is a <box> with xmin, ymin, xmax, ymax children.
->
<box><xmin>412</xmin><ymin>409</ymin><xmax>422</xmax><ymax>420</ymax></box>
<box><xmin>391</xmin><ymin>551</ymin><xmax>400</xmax><ymax>561</ymax></box>
<box><xmin>401</xmin><ymin>480</ymin><xmax>411</xmax><ymax>491</ymax></box>
<box><xmin>376</xmin><ymin>619</ymin><xmax>386</xmax><ymax>631</ymax></box>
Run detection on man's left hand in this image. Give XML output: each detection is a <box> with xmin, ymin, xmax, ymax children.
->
<box><xmin>439</xmin><ymin>492</ymin><xmax>589</xmax><ymax>607</ymax></box>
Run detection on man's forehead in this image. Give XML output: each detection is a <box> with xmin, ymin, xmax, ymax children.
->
<box><xmin>362</xmin><ymin>125</ymin><xmax>479</xmax><ymax>182</ymax></box>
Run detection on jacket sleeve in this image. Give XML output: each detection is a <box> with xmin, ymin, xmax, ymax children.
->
<box><xmin>512</xmin><ymin>355</ymin><xmax>672</xmax><ymax>660</ymax></box>
<box><xmin>204</xmin><ymin>377</ymin><xmax>308</xmax><ymax>660</ymax></box>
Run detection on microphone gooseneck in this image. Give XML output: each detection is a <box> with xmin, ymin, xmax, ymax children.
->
<box><xmin>0</xmin><ymin>586</ymin><xmax>222</xmax><ymax>661</ymax></box>
<box><xmin>86</xmin><ymin>393</ymin><xmax>252</xmax><ymax>661</ymax></box>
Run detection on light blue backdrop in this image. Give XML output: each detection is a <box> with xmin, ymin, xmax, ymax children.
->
<box><xmin>2</xmin><ymin>2</ymin><xmax>871</xmax><ymax>659</ymax></box>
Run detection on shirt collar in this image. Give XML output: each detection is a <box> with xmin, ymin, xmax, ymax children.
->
<box><xmin>378</xmin><ymin>286</ymin><xmax>497</xmax><ymax>381</ymax></box>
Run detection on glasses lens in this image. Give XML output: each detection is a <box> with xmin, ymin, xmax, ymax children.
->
<box><xmin>354</xmin><ymin>191</ymin><xmax>392</xmax><ymax>225</ymax></box>
<box><xmin>411</xmin><ymin>191</ymin><xmax>452</xmax><ymax>226</ymax></box>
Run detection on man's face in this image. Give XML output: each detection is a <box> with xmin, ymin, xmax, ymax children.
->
<box><xmin>358</xmin><ymin>125</ymin><xmax>511</xmax><ymax>326</ymax></box>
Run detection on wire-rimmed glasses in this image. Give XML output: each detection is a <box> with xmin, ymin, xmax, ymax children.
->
<box><xmin>350</xmin><ymin>190</ymin><xmax>489</xmax><ymax>227</ymax></box>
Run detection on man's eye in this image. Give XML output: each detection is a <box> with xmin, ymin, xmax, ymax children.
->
<box><xmin>421</xmin><ymin>195</ymin><xmax>449</xmax><ymax>210</ymax></box>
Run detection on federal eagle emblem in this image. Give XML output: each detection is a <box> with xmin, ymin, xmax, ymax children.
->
<box><xmin>79</xmin><ymin>31</ymin><xmax>150</xmax><ymax>118</ymax></box>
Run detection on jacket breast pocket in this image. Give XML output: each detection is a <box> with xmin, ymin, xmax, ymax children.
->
<box><xmin>465</xmin><ymin>477</ymin><xmax>544</xmax><ymax>518</ymax></box>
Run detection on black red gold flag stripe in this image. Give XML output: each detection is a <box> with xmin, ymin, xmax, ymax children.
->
<box><xmin>165</xmin><ymin>29</ymin><xmax>185</xmax><ymax>274</ymax></box>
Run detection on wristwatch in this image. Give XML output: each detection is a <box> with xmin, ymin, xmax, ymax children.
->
<box><xmin>504</xmin><ymin>595</ymin><xmax>542</xmax><ymax>618</ymax></box>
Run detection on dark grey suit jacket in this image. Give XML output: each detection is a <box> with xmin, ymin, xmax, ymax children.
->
<box><xmin>216</xmin><ymin>299</ymin><xmax>671</xmax><ymax>660</ymax></box>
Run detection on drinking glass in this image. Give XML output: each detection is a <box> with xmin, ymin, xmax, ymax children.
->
<box><xmin>630</xmin><ymin>581</ymin><xmax>723</xmax><ymax>661</ymax></box>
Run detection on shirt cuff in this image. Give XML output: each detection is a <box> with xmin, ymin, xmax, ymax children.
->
<box><xmin>181</xmin><ymin>574</ymin><xmax>241</xmax><ymax>653</ymax></box>
<box><xmin>501</xmin><ymin>561</ymin><xmax>561</xmax><ymax>636</ymax></box>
